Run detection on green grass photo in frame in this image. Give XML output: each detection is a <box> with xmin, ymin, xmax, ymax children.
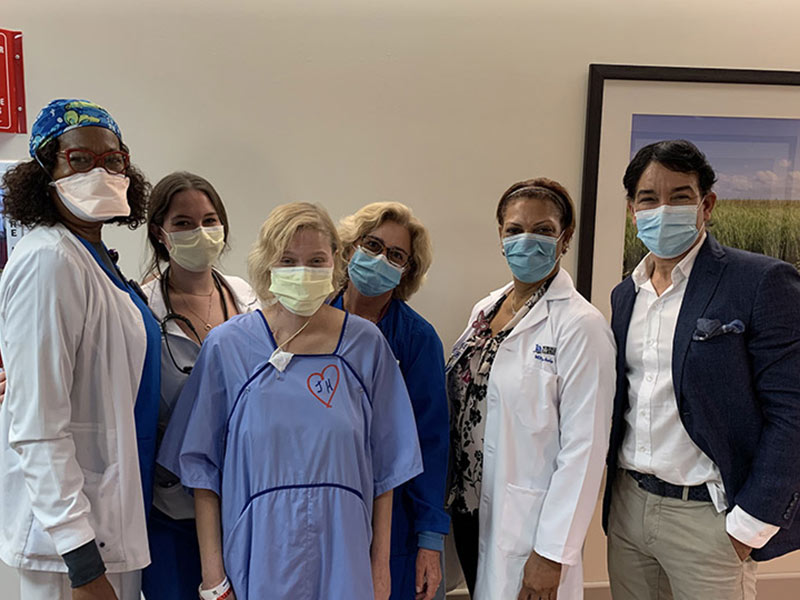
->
<box><xmin>623</xmin><ymin>114</ymin><xmax>800</xmax><ymax>277</ymax></box>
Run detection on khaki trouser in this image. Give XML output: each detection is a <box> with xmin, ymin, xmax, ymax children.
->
<box><xmin>607</xmin><ymin>470</ymin><xmax>757</xmax><ymax>600</ymax></box>
<box><xmin>19</xmin><ymin>569</ymin><xmax>142</xmax><ymax>600</ymax></box>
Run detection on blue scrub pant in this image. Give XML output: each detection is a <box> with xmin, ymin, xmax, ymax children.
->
<box><xmin>141</xmin><ymin>508</ymin><xmax>202</xmax><ymax>600</ymax></box>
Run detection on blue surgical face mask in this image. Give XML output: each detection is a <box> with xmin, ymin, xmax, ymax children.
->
<box><xmin>502</xmin><ymin>232</ymin><xmax>562</xmax><ymax>284</ymax></box>
<box><xmin>348</xmin><ymin>247</ymin><xmax>404</xmax><ymax>297</ymax></box>
<box><xmin>635</xmin><ymin>202</ymin><xmax>703</xmax><ymax>259</ymax></box>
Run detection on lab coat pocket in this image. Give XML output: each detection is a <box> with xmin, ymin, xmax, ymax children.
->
<box><xmin>23</xmin><ymin>462</ymin><xmax>127</xmax><ymax>562</ymax></box>
<box><xmin>83</xmin><ymin>462</ymin><xmax>126</xmax><ymax>564</ymax></box>
<box><xmin>498</xmin><ymin>483</ymin><xmax>546</xmax><ymax>557</ymax></box>
<box><xmin>70</xmin><ymin>424</ymin><xmax>124</xmax><ymax>563</ymax></box>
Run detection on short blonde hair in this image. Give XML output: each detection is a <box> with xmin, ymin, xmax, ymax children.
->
<box><xmin>248</xmin><ymin>202</ymin><xmax>345</xmax><ymax>302</ymax></box>
<box><xmin>338</xmin><ymin>202</ymin><xmax>433</xmax><ymax>301</ymax></box>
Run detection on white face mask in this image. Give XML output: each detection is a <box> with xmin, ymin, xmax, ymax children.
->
<box><xmin>269</xmin><ymin>266</ymin><xmax>334</xmax><ymax>316</ymax></box>
<box><xmin>50</xmin><ymin>167</ymin><xmax>131</xmax><ymax>222</ymax></box>
<box><xmin>162</xmin><ymin>225</ymin><xmax>225</xmax><ymax>272</ymax></box>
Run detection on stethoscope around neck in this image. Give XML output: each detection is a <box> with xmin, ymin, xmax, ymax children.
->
<box><xmin>159</xmin><ymin>266</ymin><xmax>230</xmax><ymax>374</ymax></box>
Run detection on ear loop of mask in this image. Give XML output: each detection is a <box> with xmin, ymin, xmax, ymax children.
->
<box><xmin>694</xmin><ymin>196</ymin><xmax>709</xmax><ymax>238</ymax></box>
<box><xmin>34</xmin><ymin>147</ymin><xmax>56</xmax><ymax>182</ymax></box>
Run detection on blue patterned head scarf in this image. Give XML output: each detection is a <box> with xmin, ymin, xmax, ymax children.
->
<box><xmin>29</xmin><ymin>99</ymin><xmax>122</xmax><ymax>158</ymax></box>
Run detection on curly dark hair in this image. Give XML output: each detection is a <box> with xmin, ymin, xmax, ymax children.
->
<box><xmin>1</xmin><ymin>138</ymin><xmax>150</xmax><ymax>229</ymax></box>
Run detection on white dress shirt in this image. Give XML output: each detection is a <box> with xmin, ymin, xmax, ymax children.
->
<box><xmin>619</xmin><ymin>232</ymin><xmax>779</xmax><ymax>549</ymax></box>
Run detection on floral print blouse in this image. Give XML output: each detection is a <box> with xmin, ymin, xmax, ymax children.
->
<box><xmin>447</xmin><ymin>283</ymin><xmax>550</xmax><ymax>515</ymax></box>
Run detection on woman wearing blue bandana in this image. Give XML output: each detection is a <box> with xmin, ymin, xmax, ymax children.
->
<box><xmin>447</xmin><ymin>178</ymin><xmax>615</xmax><ymax>600</ymax></box>
<box><xmin>332</xmin><ymin>202</ymin><xmax>450</xmax><ymax>600</ymax></box>
<box><xmin>0</xmin><ymin>99</ymin><xmax>159</xmax><ymax>600</ymax></box>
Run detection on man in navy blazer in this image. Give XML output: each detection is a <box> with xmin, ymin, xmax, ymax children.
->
<box><xmin>604</xmin><ymin>139</ymin><xmax>800</xmax><ymax>600</ymax></box>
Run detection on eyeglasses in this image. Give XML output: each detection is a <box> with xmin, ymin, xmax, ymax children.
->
<box><xmin>58</xmin><ymin>148</ymin><xmax>130</xmax><ymax>174</ymax></box>
<box><xmin>359</xmin><ymin>234</ymin><xmax>412</xmax><ymax>268</ymax></box>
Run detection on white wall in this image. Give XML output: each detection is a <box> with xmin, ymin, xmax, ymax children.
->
<box><xmin>3</xmin><ymin>1</ymin><xmax>800</xmax><ymax>597</ymax></box>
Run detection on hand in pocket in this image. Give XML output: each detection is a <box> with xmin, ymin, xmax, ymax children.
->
<box><xmin>727</xmin><ymin>534</ymin><xmax>752</xmax><ymax>561</ymax></box>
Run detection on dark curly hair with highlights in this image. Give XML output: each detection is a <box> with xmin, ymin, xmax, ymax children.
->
<box><xmin>0</xmin><ymin>138</ymin><xmax>150</xmax><ymax>229</ymax></box>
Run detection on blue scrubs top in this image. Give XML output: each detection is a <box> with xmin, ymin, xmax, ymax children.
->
<box><xmin>76</xmin><ymin>236</ymin><xmax>161</xmax><ymax>513</ymax></box>
<box><xmin>158</xmin><ymin>310</ymin><xmax>422</xmax><ymax>599</ymax></box>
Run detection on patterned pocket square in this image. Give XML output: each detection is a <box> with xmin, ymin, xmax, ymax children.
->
<box><xmin>692</xmin><ymin>318</ymin><xmax>745</xmax><ymax>341</ymax></box>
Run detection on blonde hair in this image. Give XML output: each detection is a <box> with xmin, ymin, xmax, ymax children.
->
<box><xmin>248</xmin><ymin>202</ymin><xmax>345</xmax><ymax>302</ymax></box>
<box><xmin>338</xmin><ymin>202</ymin><xmax>433</xmax><ymax>301</ymax></box>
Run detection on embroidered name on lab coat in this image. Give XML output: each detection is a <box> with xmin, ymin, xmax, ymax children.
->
<box><xmin>534</xmin><ymin>344</ymin><xmax>556</xmax><ymax>364</ymax></box>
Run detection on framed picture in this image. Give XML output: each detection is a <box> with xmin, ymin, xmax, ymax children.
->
<box><xmin>576</xmin><ymin>64</ymin><xmax>800</xmax><ymax>318</ymax></box>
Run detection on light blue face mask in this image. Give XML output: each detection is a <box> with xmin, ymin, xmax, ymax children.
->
<box><xmin>348</xmin><ymin>247</ymin><xmax>404</xmax><ymax>297</ymax></box>
<box><xmin>635</xmin><ymin>203</ymin><xmax>703</xmax><ymax>259</ymax></box>
<box><xmin>502</xmin><ymin>232</ymin><xmax>562</xmax><ymax>284</ymax></box>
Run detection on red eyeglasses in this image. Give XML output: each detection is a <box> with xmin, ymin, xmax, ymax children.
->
<box><xmin>57</xmin><ymin>148</ymin><xmax>130</xmax><ymax>175</ymax></box>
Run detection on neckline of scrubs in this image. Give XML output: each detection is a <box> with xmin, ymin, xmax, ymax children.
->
<box><xmin>75</xmin><ymin>234</ymin><xmax>126</xmax><ymax>288</ymax></box>
<box><xmin>257</xmin><ymin>308</ymin><xmax>348</xmax><ymax>356</ymax></box>
<box><xmin>330</xmin><ymin>293</ymin><xmax>398</xmax><ymax>342</ymax></box>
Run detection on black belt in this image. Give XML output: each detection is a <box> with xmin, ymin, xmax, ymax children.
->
<box><xmin>626</xmin><ymin>470</ymin><xmax>712</xmax><ymax>502</ymax></box>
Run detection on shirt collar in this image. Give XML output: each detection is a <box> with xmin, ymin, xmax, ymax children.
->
<box><xmin>631</xmin><ymin>231</ymin><xmax>707</xmax><ymax>292</ymax></box>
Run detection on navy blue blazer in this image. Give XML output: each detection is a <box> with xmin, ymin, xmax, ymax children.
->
<box><xmin>603</xmin><ymin>234</ymin><xmax>800</xmax><ymax>560</ymax></box>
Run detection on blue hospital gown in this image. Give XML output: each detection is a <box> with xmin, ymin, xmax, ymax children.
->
<box><xmin>158</xmin><ymin>310</ymin><xmax>423</xmax><ymax>599</ymax></box>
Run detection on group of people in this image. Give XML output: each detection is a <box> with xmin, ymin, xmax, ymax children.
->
<box><xmin>0</xmin><ymin>97</ymin><xmax>797</xmax><ymax>600</ymax></box>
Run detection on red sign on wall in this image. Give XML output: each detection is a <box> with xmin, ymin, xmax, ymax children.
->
<box><xmin>0</xmin><ymin>29</ymin><xmax>26</xmax><ymax>134</ymax></box>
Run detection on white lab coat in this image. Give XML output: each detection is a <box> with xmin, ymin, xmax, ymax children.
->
<box><xmin>142</xmin><ymin>272</ymin><xmax>257</xmax><ymax>519</ymax></box>
<box><xmin>0</xmin><ymin>223</ymin><xmax>149</xmax><ymax>573</ymax></box>
<box><xmin>450</xmin><ymin>270</ymin><xmax>615</xmax><ymax>600</ymax></box>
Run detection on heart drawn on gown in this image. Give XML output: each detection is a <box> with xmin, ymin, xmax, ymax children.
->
<box><xmin>306</xmin><ymin>364</ymin><xmax>340</xmax><ymax>408</ymax></box>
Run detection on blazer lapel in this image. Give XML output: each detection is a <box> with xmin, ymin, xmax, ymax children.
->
<box><xmin>672</xmin><ymin>235</ymin><xmax>727</xmax><ymax>403</ymax></box>
<box><xmin>611</xmin><ymin>277</ymin><xmax>636</xmax><ymax>405</ymax></box>
<box><xmin>613</xmin><ymin>279</ymin><xmax>636</xmax><ymax>364</ymax></box>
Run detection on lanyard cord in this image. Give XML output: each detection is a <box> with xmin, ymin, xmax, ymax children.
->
<box><xmin>275</xmin><ymin>314</ymin><xmax>313</xmax><ymax>352</ymax></box>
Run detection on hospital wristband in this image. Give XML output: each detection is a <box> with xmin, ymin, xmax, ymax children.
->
<box><xmin>198</xmin><ymin>576</ymin><xmax>232</xmax><ymax>599</ymax></box>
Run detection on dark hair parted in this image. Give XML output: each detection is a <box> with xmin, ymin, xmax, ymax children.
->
<box><xmin>0</xmin><ymin>139</ymin><xmax>149</xmax><ymax>229</ymax></box>
<box><xmin>496</xmin><ymin>177</ymin><xmax>576</xmax><ymax>233</ymax></box>
<box><xmin>145</xmin><ymin>171</ymin><xmax>230</xmax><ymax>278</ymax></box>
<box><xmin>623</xmin><ymin>139</ymin><xmax>717</xmax><ymax>199</ymax></box>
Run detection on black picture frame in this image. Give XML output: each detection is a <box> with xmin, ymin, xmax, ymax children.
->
<box><xmin>576</xmin><ymin>63</ymin><xmax>800</xmax><ymax>301</ymax></box>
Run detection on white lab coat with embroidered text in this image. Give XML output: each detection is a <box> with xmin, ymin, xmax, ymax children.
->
<box><xmin>451</xmin><ymin>270</ymin><xmax>615</xmax><ymax>599</ymax></box>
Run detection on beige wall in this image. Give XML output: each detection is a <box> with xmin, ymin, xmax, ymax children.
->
<box><xmin>3</xmin><ymin>0</ymin><xmax>800</xmax><ymax>597</ymax></box>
